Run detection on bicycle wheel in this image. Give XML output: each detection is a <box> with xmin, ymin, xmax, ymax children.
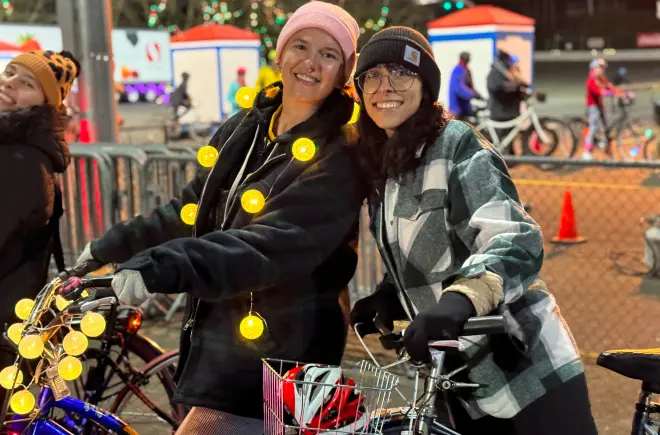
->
<box><xmin>521</xmin><ymin>120</ymin><xmax>559</xmax><ymax>157</ymax></box>
<box><xmin>110</xmin><ymin>350</ymin><xmax>185</xmax><ymax>434</ymax></box>
<box><xmin>66</xmin><ymin>334</ymin><xmax>180</xmax><ymax>434</ymax></box>
<box><xmin>541</xmin><ymin>116</ymin><xmax>577</xmax><ymax>158</ymax></box>
<box><xmin>644</xmin><ymin>134</ymin><xmax>659</xmax><ymax>161</ymax></box>
<box><xmin>616</xmin><ymin>124</ymin><xmax>647</xmax><ymax>161</ymax></box>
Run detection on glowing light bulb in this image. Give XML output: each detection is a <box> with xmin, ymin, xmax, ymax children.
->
<box><xmin>180</xmin><ymin>203</ymin><xmax>198</xmax><ymax>226</ymax></box>
<box><xmin>197</xmin><ymin>145</ymin><xmax>219</xmax><ymax>168</ymax></box>
<box><xmin>239</xmin><ymin>314</ymin><xmax>264</xmax><ymax>340</ymax></box>
<box><xmin>14</xmin><ymin>299</ymin><xmax>34</xmax><ymax>321</ymax></box>
<box><xmin>7</xmin><ymin>323</ymin><xmax>24</xmax><ymax>345</ymax></box>
<box><xmin>240</xmin><ymin>189</ymin><xmax>265</xmax><ymax>214</ymax></box>
<box><xmin>57</xmin><ymin>356</ymin><xmax>83</xmax><ymax>381</ymax></box>
<box><xmin>0</xmin><ymin>366</ymin><xmax>23</xmax><ymax>389</ymax></box>
<box><xmin>62</xmin><ymin>331</ymin><xmax>88</xmax><ymax>356</ymax></box>
<box><xmin>291</xmin><ymin>138</ymin><xmax>316</xmax><ymax>162</ymax></box>
<box><xmin>80</xmin><ymin>312</ymin><xmax>106</xmax><ymax>338</ymax></box>
<box><xmin>348</xmin><ymin>102</ymin><xmax>360</xmax><ymax>124</ymax></box>
<box><xmin>10</xmin><ymin>390</ymin><xmax>35</xmax><ymax>415</ymax></box>
<box><xmin>236</xmin><ymin>86</ymin><xmax>257</xmax><ymax>109</ymax></box>
<box><xmin>18</xmin><ymin>335</ymin><xmax>43</xmax><ymax>360</ymax></box>
<box><xmin>55</xmin><ymin>295</ymin><xmax>72</xmax><ymax>311</ymax></box>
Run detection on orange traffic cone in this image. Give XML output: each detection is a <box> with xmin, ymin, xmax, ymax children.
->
<box><xmin>551</xmin><ymin>190</ymin><xmax>587</xmax><ymax>244</ymax></box>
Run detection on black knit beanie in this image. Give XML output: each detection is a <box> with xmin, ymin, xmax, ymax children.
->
<box><xmin>355</xmin><ymin>26</ymin><xmax>441</xmax><ymax>100</ymax></box>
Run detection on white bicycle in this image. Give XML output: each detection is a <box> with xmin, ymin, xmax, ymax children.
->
<box><xmin>473</xmin><ymin>91</ymin><xmax>559</xmax><ymax>158</ymax></box>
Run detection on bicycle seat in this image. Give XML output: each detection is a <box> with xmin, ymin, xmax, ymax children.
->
<box><xmin>597</xmin><ymin>348</ymin><xmax>660</xmax><ymax>385</ymax></box>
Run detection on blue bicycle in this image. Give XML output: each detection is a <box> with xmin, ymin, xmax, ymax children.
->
<box><xmin>1</xmin><ymin>273</ymin><xmax>161</xmax><ymax>435</ymax></box>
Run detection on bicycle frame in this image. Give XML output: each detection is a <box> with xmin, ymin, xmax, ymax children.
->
<box><xmin>475</xmin><ymin>102</ymin><xmax>550</xmax><ymax>151</ymax></box>
<box><xmin>9</xmin><ymin>386</ymin><xmax>136</xmax><ymax>435</ymax></box>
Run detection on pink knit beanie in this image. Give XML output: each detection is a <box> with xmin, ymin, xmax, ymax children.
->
<box><xmin>276</xmin><ymin>1</ymin><xmax>359</xmax><ymax>84</ymax></box>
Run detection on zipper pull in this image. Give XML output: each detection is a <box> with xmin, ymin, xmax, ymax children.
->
<box><xmin>183</xmin><ymin>318</ymin><xmax>194</xmax><ymax>331</ymax></box>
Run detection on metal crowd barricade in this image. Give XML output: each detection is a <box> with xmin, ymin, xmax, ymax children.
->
<box><xmin>58</xmin><ymin>147</ymin><xmax>114</xmax><ymax>267</ymax></box>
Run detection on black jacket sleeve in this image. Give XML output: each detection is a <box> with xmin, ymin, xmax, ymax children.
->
<box><xmin>0</xmin><ymin>151</ymin><xmax>51</xmax><ymax>260</ymax></box>
<box><xmin>117</xmin><ymin>144</ymin><xmax>366</xmax><ymax>302</ymax></box>
<box><xmin>91</xmin><ymin>115</ymin><xmax>244</xmax><ymax>264</ymax></box>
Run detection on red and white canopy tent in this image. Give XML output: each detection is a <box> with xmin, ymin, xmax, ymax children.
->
<box><xmin>171</xmin><ymin>24</ymin><xmax>260</xmax><ymax>122</ymax></box>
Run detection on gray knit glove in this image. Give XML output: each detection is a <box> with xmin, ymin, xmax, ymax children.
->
<box><xmin>112</xmin><ymin>270</ymin><xmax>151</xmax><ymax>306</ymax></box>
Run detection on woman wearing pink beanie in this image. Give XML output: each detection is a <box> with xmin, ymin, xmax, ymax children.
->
<box><xmin>63</xmin><ymin>1</ymin><xmax>367</xmax><ymax>434</ymax></box>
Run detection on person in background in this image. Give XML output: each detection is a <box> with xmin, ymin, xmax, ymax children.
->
<box><xmin>613</xmin><ymin>67</ymin><xmax>629</xmax><ymax>86</ymax></box>
<box><xmin>227</xmin><ymin>67</ymin><xmax>247</xmax><ymax>116</ymax></box>
<box><xmin>486</xmin><ymin>51</ymin><xmax>530</xmax><ymax>153</ymax></box>
<box><xmin>582</xmin><ymin>58</ymin><xmax>624</xmax><ymax>160</ymax></box>
<box><xmin>170</xmin><ymin>71</ymin><xmax>192</xmax><ymax>122</ymax></box>
<box><xmin>350</xmin><ymin>26</ymin><xmax>598</xmax><ymax>435</ymax></box>
<box><xmin>448</xmin><ymin>51</ymin><xmax>482</xmax><ymax>120</ymax></box>
<box><xmin>255</xmin><ymin>49</ymin><xmax>282</xmax><ymax>91</ymax></box>
<box><xmin>62</xmin><ymin>2</ymin><xmax>365</xmax><ymax>433</ymax></box>
<box><xmin>0</xmin><ymin>49</ymin><xmax>80</xmax><ymax>403</ymax></box>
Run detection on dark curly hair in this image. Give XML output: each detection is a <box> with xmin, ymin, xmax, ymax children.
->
<box><xmin>356</xmin><ymin>89</ymin><xmax>452</xmax><ymax>187</ymax></box>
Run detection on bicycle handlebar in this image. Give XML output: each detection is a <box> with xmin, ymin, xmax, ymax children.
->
<box><xmin>58</xmin><ymin>259</ymin><xmax>107</xmax><ymax>281</ymax></box>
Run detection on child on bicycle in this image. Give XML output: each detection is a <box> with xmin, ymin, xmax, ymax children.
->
<box><xmin>583</xmin><ymin>58</ymin><xmax>624</xmax><ymax>160</ymax></box>
<box><xmin>350</xmin><ymin>26</ymin><xmax>598</xmax><ymax>435</ymax></box>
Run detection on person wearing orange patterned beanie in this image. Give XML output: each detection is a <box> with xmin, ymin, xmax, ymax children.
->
<box><xmin>0</xmin><ymin>50</ymin><xmax>81</xmax><ymax>395</ymax></box>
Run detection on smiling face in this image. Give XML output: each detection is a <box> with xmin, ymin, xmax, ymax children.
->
<box><xmin>0</xmin><ymin>63</ymin><xmax>45</xmax><ymax>111</ymax></box>
<box><xmin>359</xmin><ymin>63</ymin><xmax>422</xmax><ymax>137</ymax></box>
<box><xmin>279</xmin><ymin>28</ymin><xmax>344</xmax><ymax>106</ymax></box>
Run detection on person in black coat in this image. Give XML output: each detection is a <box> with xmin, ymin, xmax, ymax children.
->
<box><xmin>0</xmin><ymin>50</ymin><xmax>80</xmax><ymax>401</ymax></box>
<box><xmin>64</xmin><ymin>2</ymin><xmax>367</xmax><ymax>433</ymax></box>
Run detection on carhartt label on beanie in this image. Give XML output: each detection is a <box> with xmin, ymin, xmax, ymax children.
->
<box><xmin>403</xmin><ymin>45</ymin><xmax>421</xmax><ymax>67</ymax></box>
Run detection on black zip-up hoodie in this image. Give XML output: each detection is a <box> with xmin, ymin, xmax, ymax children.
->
<box><xmin>90</xmin><ymin>83</ymin><xmax>367</xmax><ymax>417</ymax></box>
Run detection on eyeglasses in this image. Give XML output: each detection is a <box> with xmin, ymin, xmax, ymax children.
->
<box><xmin>356</xmin><ymin>64</ymin><xmax>419</xmax><ymax>94</ymax></box>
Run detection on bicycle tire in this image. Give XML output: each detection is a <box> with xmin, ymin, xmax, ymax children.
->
<box><xmin>521</xmin><ymin>120</ymin><xmax>559</xmax><ymax>158</ymax></box>
<box><xmin>71</xmin><ymin>333</ymin><xmax>177</xmax><ymax>434</ymax></box>
<box><xmin>540</xmin><ymin>116</ymin><xmax>577</xmax><ymax>159</ymax></box>
<box><xmin>615</xmin><ymin>125</ymin><xmax>647</xmax><ymax>161</ymax></box>
<box><xmin>566</xmin><ymin>117</ymin><xmax>589</xmax><ymax>157</ymax></box>
<box><xmin>644</xmin><ymin>134</ymin><xmax>659</xmax><ymax>161</ymax></box>
<box><xmin>110</xmin><ymin>349</ymin><xmax>186</xmax><ymax>431</ymax></box>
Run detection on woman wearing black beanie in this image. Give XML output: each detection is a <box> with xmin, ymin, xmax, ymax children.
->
<box><xmin>350</xmin><ymin>26</ymin><xmax>598</xmax><ymax>435</ymax></box>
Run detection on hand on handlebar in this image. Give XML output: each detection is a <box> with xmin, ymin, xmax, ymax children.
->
<box><xmin>60</xmin><ymin>243</ymin><xmax>109</xmax><ymax>280</ymax></box>
<box><xmin>350</xmin><ymin>284</ymin><xmax>407</xmax><ymax>336</ymax></box>
<box><xmin>403</xmin><ymin>292</ymin><xmax>476</xmax><ymax>364</ymax></box>
<box><xmin>59</xmin><ymin>270</ymin><xmax>151</xmax><ymax>306</ymax></box>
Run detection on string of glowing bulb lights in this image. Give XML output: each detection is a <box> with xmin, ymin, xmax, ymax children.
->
<box><xmin>361</xmin><ymin>0</ymin><xmax>390</xmax><ymax>34</ymax></box>
<box><xmin>0</xmin><ymin>0</ymin><xmax>14</xmax><ymax>17</ymax></box>
<box><xmin>146</xmin><ymin>0</ymin><xmax>392</xmax><ymax>48</ymax></box>
<box><xmin>0</xmin><ymin>292</ymin><xmax>108</xmax><ymax>415</ymax></box>
<box><xmin>182</xmin><ymin>86</ymin><xmax>360</xmax><ymax>342</ymax></box>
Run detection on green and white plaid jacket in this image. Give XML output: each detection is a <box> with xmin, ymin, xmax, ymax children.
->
<box><xmin>368</xmin><ymin>120</ymin><xmax>584</xmax><ymax>419</ymax></box>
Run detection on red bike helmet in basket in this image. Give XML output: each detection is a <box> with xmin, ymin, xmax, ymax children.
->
<box><xmin>282</xmin><ymin>364</ymin><xmax>368</xmax><ymax>434</ymax></box>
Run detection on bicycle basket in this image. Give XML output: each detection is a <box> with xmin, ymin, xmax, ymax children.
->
<box><xmin>263</xmin><ymin>358</ymin><xmax>399</xmax><ymax>435</ymax></box>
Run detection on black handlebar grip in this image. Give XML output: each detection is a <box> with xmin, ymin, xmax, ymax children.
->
<box><xmin>59</xmin><ymin>259</ymin><xmax>107</xmax><ymax>280</ymax></box>
<box><xmin>461</xmin><ymin>316</ymin><xmax>507</xmax><ymax>337</ymax></box>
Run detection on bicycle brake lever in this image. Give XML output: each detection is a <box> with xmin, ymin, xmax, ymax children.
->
<box><xmin>373</xmin><ymin>313</ymin><xmax>393</xmax><ymax>336</ymax></box>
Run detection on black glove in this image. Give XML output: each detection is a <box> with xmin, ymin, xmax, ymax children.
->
<box><xmin>403</xmin><ymin>291</ymin><xmax>476</xmax><ymax>363</ymax></box>
<box><xmin>350</xmin><ymin>280</ymin><xmax>406</xmax><ymax>336</ymax></box>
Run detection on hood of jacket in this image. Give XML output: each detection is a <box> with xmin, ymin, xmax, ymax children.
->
<box><xmin>0</xmin><ymin>105</ymin><xmax>70</xmax><ymax>173</ymax></box>
<box><xmin>247</xmin><ymin>81</ymin><xmax>357</xmax><ymax>146</ymax></box>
